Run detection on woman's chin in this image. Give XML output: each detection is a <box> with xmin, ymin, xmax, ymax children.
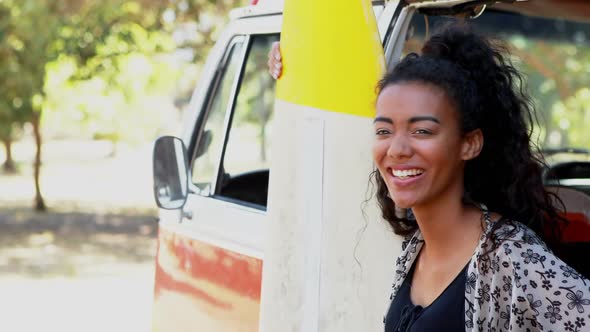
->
<box><xmin>395</xmin><ymin>203</ymin><xmax>413</xmax><ymax>209</ymax></box>
<box><xmin>390</xmin><ymin>193</ymin><xmax>416</xmax><ymax>209</ymax></box>
<box><xmin>390</xmin><ymin>197</ymin><xmax>415</xmax><ymax>209</ymax></box>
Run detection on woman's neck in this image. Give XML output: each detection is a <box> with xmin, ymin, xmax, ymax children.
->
<box><xmin>412</xmin><ymin>195</ymin><xmax>483</xmax><ymax>262</ymax></box>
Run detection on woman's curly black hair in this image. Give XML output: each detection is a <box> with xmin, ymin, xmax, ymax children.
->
<box><xmin>372</xmin><ymin>22</ymin><xmax>566</xmax><ymax>253</ymax></box>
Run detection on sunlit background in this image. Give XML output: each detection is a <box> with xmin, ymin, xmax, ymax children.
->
<box><xmin>2</xmin><ymin>1</ymin><xmax>590</xmax><ymax>331</ymax></box>
<box><xmin>0</xmin><ymin>0</ymin><xmax>244</xmax><ymax>331</ymax></box>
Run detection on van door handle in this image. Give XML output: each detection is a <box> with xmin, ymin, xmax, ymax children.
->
<box><xmin>182</xmin><ymin>209</ymin><xmax>193</xmax><ymax>220</ymax></box>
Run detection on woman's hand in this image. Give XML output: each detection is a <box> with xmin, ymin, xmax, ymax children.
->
<box><xmin>267</xmin><ymin>41</ymin><xmax>283</xmax><ymax>79</ymax></box>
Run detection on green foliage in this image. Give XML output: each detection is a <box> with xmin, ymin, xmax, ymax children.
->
<box><xmin>507</xmin><ymin>37</ymin><xmax>590</xmax><ymax>149</ymax></box>
<box><xmin>43</xmin><ymin>52</ymin><xmax>181</xmax><ymax>144</ymax></box>
<box><xmin>162</xmin><ymin>0</ymin><xmax>247</xmax><ymax>62</ymax></box>
<box><xmin>0</xmin><ymin>0</ymin><xmax>244</xmax><ymax>145</ymax></box>
<box><xmin>553</xmin><ymin>88</ymin><xmax>590</xmax><ymax>148</ymax></box>
<box><xmin>0</xmin><ymin>0</ymin><xmax>40</xmax><ymax>140</ymax></box>
<box><xmin>0</xmin><ymin>0</ymin><xmax>244</xmax><ymax>209</ymax></box>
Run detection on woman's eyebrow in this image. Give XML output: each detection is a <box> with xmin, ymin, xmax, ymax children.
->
<box><xmin>373</xmin><ymin>116</ymin><xmax>393</xmax><ymax>124</ymax></box>
<box><xmin>408</xmin><ymin>116</ymin><xmax>440</xmax><ymax>124</ymax></box>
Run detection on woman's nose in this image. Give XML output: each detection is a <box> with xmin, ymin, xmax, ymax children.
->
<box><xmin>387</xmin><ymin>135</ymin><xmax>413</xmax><ymax>160</ymax></box>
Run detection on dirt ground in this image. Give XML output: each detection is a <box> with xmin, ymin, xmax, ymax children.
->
<box><xmin>0</xmin><ymin>139</ymin><xmax>160</xmax><ymax>332</ymax></box>
<box><xmin>0</xmin><ymin>207</ymin><xmax>157</xmax><ymax>278</ymax></box>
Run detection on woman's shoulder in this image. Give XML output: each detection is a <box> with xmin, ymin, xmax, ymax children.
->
<box><xmin>471</xmin><ymin>219</ymin><xmax>547</xmax><ymax>279</ymax></box>
<box><xmin>489</xmin><ymin>219</ymin><xmax>549</xmax><ymax>253</ymax></box>
<box><xmin>470</xmin><ymin>219</ymin><xmax>589</xmax><ymax>331</ymax></box>
<box><xmin>488</xmin><ymin>221</ymin><xmax>590</xmax><ymax>291</ymax></box>
<box><xmin>483</xmin><ymin>219</ymin><xmax>557</xmax><ymax>270</ymax></box>
<box><xmin>400</xmin><ymin>229</ymin><xmax>422</xmax><ymax>251</ymax></box>
<box><xmin>396</xmin><ymin>230</ymin><xmax>423</xmax><ymax>269</ymax></box>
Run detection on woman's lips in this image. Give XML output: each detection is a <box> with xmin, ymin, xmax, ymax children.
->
<box><xmin>388</xmin><ymin>167</ymin><xmax>425</xmax><ymax>188</ymax></box>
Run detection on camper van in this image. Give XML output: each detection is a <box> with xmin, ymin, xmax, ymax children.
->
<box><xmin>151</xmin><ymin>0</ymin><xmax>590</xmax><ymax>331</ymax></box>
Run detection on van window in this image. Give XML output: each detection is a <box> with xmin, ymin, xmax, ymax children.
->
<box><xmin>216</xmin><ymin>34</ymin><xmax>280</xmax><ymax>208</ymax></box>
<box><xmin>402</xmin><ymin>12</ymin><xmax>590</xmax><ymax>154</ymax></box>
<box><xmin>191</xmin><ymin>38</ymin><xmax>245</xmax><ymax>192</ymax></box>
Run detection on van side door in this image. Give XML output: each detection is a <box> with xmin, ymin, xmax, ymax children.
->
<box><xmin>152</xmin><ymin>19</ymin><xmax>280</xmax><ymax>331</ymax></box>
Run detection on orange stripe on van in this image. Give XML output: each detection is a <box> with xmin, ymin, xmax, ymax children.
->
<box><xmin>152</xmin><ymin>228</ymin><xmax>262</xmax><ymax>332</ymax></box>
<box><xmin>154</xmin><ymin>228</ymin><xmax>263</xmax><ymax>300</ymax></box>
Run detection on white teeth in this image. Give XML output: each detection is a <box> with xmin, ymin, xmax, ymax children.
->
<box><xmin>392</xmin><ymin>169</ymin><xmax>424</xmax><ymax>178</ymax></box>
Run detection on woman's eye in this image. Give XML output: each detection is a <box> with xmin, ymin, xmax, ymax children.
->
<box><xmin>375</xmin><ymin>129</ymin><xmax>390</xmax><ymax>135</ymax></box>
<box><xmin>413</xmin><ymin>129</ymin><xmax>432</xmax><ymax>135</ymax></box>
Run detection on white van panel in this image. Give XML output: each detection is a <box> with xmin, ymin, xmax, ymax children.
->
<box><xmin>159</xmin><ymin>195</ymin><xmax>266</xmax><ymax>259</ymax></box>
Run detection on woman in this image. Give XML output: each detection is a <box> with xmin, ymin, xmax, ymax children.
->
<box><xmin>269</xmin><ymin>24</ymin><xmax>589</xmax><ymax>331</ymax></box>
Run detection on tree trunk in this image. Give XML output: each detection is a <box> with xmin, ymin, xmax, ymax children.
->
<box><xmin>260</xmin><ymin>124</ymin><xmax>266</xmax><ymax>162</ymax></box>
<box><xmin>32</xmin><ymin>113</ymin><xmax>46</xmax><ymax>211</ymax></box>
<box><xmin>108</xmin><ymin>139</ymin><xmax>117</xmax><ymax>158</ymax></box>
<box><xmin>2</xmin><ymin>138</ymin><xmax>17</xmax><ymax>173</ymax></box>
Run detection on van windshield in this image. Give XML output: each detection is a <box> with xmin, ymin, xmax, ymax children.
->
<box><xmin>404</xmin><ymin>9</ymin><xmax>590</xmax><ymax>162</ymax></box>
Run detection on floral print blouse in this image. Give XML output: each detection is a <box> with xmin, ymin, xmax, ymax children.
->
<box><xmin>387</xmin><ymin>211</ymin><xmax>590</xmax><ymax>331</ymax></box>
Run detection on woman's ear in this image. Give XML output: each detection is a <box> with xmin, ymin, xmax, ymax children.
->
<box><xmin>461</xmin><ymin>128</ymin><xmax>483</xmax><ymax>161</ymax></box>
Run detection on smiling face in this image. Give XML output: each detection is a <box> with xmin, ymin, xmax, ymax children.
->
<box><xmin>373</xmin><ymin>82</ymin><xmax>481</xmax><ymax>209</ymax></box>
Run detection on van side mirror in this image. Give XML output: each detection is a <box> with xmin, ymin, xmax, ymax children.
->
<box><xmin>152</xmin><ymin>136</ymin><xmax>189</xmax><ymax>210</ymax></box>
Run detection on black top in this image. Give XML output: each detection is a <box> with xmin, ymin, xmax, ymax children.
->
<box><xmin>384</xmin><ymin>261</ymin><xmax>468</xmax><ymax>332</ymax></box>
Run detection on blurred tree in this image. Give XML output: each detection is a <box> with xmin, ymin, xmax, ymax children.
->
<box><xmin>0</xmin><ymin>0</ymin><xmax>159</xmax><ymax>209</ymax></box>
<box><xmin>0</xmin><ymin>2</ymin><xmax>21</xmax><ymax>173</ymax></box>
<box><xmin>0</xmin><ymin>0</ymin><xmax>244</xmax><ymax>210</ymax></box>
<box><xmin>0</xmin><ymin>0</ymin><xmax>59</xmax><ymax>209</ymax></box>
<box><xmin>166</xmin><ymin>0</ymin><xmax>246</xmax><ymax>62</ymax></box>
<box><xmin>508</xmin><ymin>38</ymin><xmax>590</xmax><ymax>148</ymax></box>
